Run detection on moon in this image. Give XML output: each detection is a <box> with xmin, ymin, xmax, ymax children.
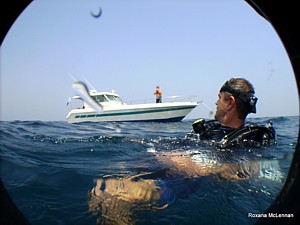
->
<box><xmin>91</xmin><ymin>7</ymin><xmax>102</xmax><ymax>18</ymax></box>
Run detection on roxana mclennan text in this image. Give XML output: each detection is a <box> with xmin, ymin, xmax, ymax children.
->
<box><xmin>248</xmin><ymin>213</ymin><xmax>294</xmax><ymax>218</ymax></box>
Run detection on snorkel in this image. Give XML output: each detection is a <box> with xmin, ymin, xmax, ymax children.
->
<box><xmin>219</xmin><ymin>80</ymin><xmax>258</xmax><ymax>114</ymax></box>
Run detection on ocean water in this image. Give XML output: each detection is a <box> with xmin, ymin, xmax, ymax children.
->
<box><xmin>0</xmin><ymin>116</ymin><xmax>298</xmax><ymax>225</ymax></box>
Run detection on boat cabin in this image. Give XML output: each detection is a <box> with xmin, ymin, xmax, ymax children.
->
<box><xmin>74</xmin><ymin>90</ymin><xmax>126</xmax><ymax>109</ymax></box>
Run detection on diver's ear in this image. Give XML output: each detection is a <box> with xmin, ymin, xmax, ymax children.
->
<box><xmin>227</xmin><ymin>95</ymin><xmax>236</xmax><ymax>111</ymax></box>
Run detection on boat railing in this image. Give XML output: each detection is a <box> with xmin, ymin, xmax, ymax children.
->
<box><xmin>127</xmin><ymin>95</ymin><xmax>198</xmax><ymax>104</ymax></box>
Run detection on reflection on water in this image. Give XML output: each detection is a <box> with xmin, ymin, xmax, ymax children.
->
<box><xmin>89</xmin><ymin>173</ymin><xmax>175</xmax><ymax>225</ymax></box>
<box><xmin>88</xmin><ymin>150</ymin><xmax>285</xmax><ymax>224</ymax></box>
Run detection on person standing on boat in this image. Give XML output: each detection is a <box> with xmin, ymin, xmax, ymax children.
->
<box><xmin>154</xmin><ymin>86</ymin><xmax>162</xmax><ymax>103</ymax></box>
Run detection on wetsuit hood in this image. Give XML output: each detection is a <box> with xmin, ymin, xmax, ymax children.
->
<box><xmin>220</xmin><ymin>81</ymin><xmax>258</xmax><ymax>114</ymax></box>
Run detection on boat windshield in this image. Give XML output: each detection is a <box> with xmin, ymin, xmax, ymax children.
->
<box><xmin>93</xmin><ymin>95</ymin><xmax>108</xmax><ymax>103</ymax></box>
<box><xmin>92</xmin><ymin>94</ymin><xmax>125</xmax><ymax>104</ymax></box>
<box><xmin>106</xmin><ymin>95</ymin><xmax>124</xmax><ymax>103</ymax></box>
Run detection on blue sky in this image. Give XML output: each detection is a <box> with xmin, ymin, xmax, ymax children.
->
<box><xmin>1</xmin><ymin>0</ymin><xmax>298</xmax><ymax>121</ymax></box>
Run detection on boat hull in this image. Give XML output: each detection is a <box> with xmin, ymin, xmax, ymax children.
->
<box><xmin>66</xmin><ymin>102</ymin><xmax>198</xmax><ymax>123</ymax></box>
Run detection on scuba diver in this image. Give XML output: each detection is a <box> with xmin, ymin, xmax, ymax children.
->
<box><xmin>88</xmin><ymin>78</ymin><xmax>279</xmax><ymax>224</ymax></box>
<box><xmin>186</xmin><ymin>78</ymin><xmax>276</xmax><ymax>148</ymax></box>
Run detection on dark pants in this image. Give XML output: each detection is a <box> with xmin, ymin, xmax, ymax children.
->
<box><xmin>156</xmin><ymin>98</ymin><xmax>162</xmax><ymax>103</ymax></box>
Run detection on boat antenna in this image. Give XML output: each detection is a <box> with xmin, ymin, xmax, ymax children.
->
<box><xmin>68</xmin><ymin>73</ymin><xmax>77</xmax><ymax>82</ymax></box>
<box><xmin>83</xmin><ymin>77</ymin><xmax>97</xmax><ymax>91</ymax></box>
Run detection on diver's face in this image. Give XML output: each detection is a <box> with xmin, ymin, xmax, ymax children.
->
<box><xmin>214</xmin><ymin>92</ymin><xmax>228</xmax><ymax>122</ymax></box>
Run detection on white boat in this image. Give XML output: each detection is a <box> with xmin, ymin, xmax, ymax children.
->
<box><xmin>66</xmin><ymin>89</ymin><xmax>198</xmax><ymax>123</ymax></box>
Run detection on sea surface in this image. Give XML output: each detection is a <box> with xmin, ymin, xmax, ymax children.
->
<box><xmin>0</xmin><ymin>116</ymin><xmax>298</xmax><ymax>225</ymax></box>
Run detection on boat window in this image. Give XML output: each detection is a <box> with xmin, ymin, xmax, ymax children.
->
<box><xmin>93</xmin><ymin>95</ymin><xmax>108</xmax><ymax>103</ymax></box>
<box><xmin>113</xmin><ymin>96</ymin><xmax>125</xmax><ymax>103</ymax></box>
<box><xmin>106</xmin><ymin>95</ymin><xmax>124</xmax><ymax>103</ymax></box>
<box><xmin>106</xmin><ymin>95</ymin><xmax>116</xmax><ymax>101</ymax></box>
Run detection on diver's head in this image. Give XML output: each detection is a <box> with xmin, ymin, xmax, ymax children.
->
<box><xmin>216</xmin><ymin>78</ymin><xmax>257</xmax><ymax>122</ymax></box>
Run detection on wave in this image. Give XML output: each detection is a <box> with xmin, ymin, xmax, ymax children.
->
<box><xmin>1</xmin><ymin>117</ymin><xmax>297</xmax><ymax>225</ymax></box>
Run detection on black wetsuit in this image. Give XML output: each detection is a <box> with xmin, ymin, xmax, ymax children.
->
<box><xmin>186</xmin><ymin>119</ymin><xmax>276</xmax><ymax>148</ymax></box>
